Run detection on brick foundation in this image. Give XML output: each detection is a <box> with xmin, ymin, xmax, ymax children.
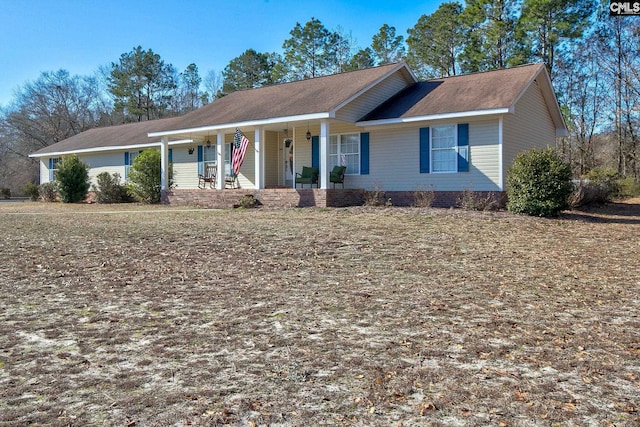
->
<box><xmin>161</xmin><ymin>189</ymin><xmax>504</xmax><ymax>209</ymax></box>
<box><xmin>161</xmin><ymin>188</ymin><xmax>365</xmax><ymax>208</ymax></box>
<box><xmin>385</xmin><ymin>191</ymin><xmax>506</xmax><ymax>208</ymax></box>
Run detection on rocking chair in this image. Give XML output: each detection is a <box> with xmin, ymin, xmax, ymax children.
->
<box><xmin>198</xmin><ymin>164</ymin><xmax>216</xmax><ymax>189</ymax></box>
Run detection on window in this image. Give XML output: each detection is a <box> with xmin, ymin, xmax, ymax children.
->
<box><xmin>431</xmin><ymin>125</ymin><xmax>457</xmax><ymax>173</ymax></box>
<box><xmin>48</xmin><ymin>157</ymin><xmax>61</xmax><ymax>181</ymax></box>
<box><xmin>329</xmin><ymin>133</ymin><xmax>360</xmax><ymax>175</ymax></box>
<box><xmin>203</xmin><ymin>144</ymin><xmax>232</xmax><ymax>175</ymax></box>
<box><xmin>124</xmin><ymin>151</ymin><xmax>140</xmax><ymax>181</ymax></box>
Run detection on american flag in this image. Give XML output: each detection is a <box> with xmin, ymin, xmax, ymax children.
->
<box><xmin>232</xmin><ymin>128</ymin><xmax>249</xmax><ymax>174</ymax></box>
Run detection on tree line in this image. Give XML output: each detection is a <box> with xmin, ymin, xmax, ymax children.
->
<box><xmin>1</xmin><ymin>0</ymin><xmax>638</xmax><ymax>193</ymax></box>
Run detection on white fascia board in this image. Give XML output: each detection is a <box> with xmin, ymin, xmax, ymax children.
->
<box><xmin>148</xmin><ymin>112</ymin><xmax>332</xmax><ymax>137</ymax></box>
<box><xmin>356</xmin><ymin>108</ymin><xmax>511</xmax><ymax>127</ymax></box>
<box><xmin>28</xmin><ymin>142</ymin><xmax>162</xmax><ymax>158</ymax></box>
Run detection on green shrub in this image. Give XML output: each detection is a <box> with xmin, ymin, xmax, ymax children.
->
<box><xmin>39</xmin><ymin>182</ymin><xmax>58</xmax><ymax>202</ymax></box>
<box><xmin>616</xmin><ymin>176</ymin><xmax>640</xmax><ymax>198</ymax></box>
<box><xmin>126</xmin><ymin>150</ymin><xmax>173</xmax><ymax>204</ymax></box>
<box><xmin>55</xmin><ymin>155</ymin><xmax>90</xmax><ymax>203</ymax></box>
<box><xmin>236</xmin><ymin>194</ymin><xmax>258</xmax><ymax>209</ymax></box>
<box><xmin>585</xmin><ymin>168</ymin><xmax>619</xmax><ymax>198</ymax></box>
<box><xmin>23</xmin><ymin>182</ymin><xmax>40</xmax><ymax>201</ymax></box>
<box><xmin>0</xmin><ymin>188</ymin><xmax>10</xmax><ymax>199</ymax></box>
<box><xmin>506</xmin><ymin>148</ymin><xmax>572</xmax><ymax>217</ymax></box>
<box><xmin>573</xmin><ymin>169</ymin><xmax>640</xmax><ymax>202</ymax></box>
<box><xmin>92</xmin><ymin>172</ymin><xmax>131</xmax><ymax>203</ymax></box>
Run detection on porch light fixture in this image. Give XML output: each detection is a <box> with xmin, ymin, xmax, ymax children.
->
<box><xmin>206</xmin><ymin>137</ymin><xmax>211</xmax><ymax>148</ymax></box>
<box><xmin>188</xmin><ymin>147</ymin><xmax>194</xmax><ymax>155</ymax></box>
<box><xmin>306</xmin><ymin>129</ymin><xmax>311</xmax><ymax>142</ymax></box>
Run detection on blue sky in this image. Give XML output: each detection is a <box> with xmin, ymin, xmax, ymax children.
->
<box><xmin>0</xmin><ymin>0</ymin><xmax>441</xmax><ymax>107</ymax></box>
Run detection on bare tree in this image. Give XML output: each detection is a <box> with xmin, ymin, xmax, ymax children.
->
<box><xmin>0</xmin><ymin>69</ymin><xmax>103</xmax><ymax>190</ymax></box>
<box><xmin>555</xmin><ymin>36</ymin><xmax>605</xmax><ymax>175</ymax></box>
<box><xmin>202</xmin><ymin>70</ymin><xmax>223</xmax><ymax>104</ymax></box>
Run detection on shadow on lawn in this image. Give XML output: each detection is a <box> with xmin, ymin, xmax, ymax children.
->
<box><xmin>561</xmin><ymin>200</ymin><xmax>640</xmax><ymax>225</ymax></box>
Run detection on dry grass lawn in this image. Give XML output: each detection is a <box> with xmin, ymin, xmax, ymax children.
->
<box><xmin>0</xmin><ymin>200</ymin><xmax>639</xmax><ymax>426</ymax></box>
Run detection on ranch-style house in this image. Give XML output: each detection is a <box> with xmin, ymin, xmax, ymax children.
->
<box><xmin>30</xmin><ymin>62</ymin><xmax>567</xmax><ymax>208</ymax></box>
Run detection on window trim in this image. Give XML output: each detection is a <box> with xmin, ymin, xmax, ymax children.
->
<box><xmin>49</xmin><ymin>157</ymin><xmax>61</xmax><ymax>182</ymax></box>
<box><xmin>430</xmin><ymin>124</ymin><xmax>458</xmax><ymax>174</ymax></box>
<box><xmin>329</xmin><ymin>132</ymin><xmax>361</xmax><ymax>176</ymax></box>
<box><xmin>124</xmin><ymin>151</ymin><xmax>141</xmax><ymax>181</ymax></box>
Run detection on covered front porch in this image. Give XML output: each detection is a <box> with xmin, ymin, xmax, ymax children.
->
<box><xmin>156</xmin><ymin>120</ymin><xmax>359</xmax><ymax>192</ymax></box>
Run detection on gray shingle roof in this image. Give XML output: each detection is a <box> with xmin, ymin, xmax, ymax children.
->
<box><xmin>30</xmin><ymin>117</ymin><xmax>183</xmax><ymax>156</ymax></box>
<box><xmin>360</xmin><ymin>63</ymin><xmax>546</xmax><ymax>122</ymax></box>
<box><xmin>31</xmin><ymin>63</ymin><xmax>563</xmax><ymax>157</ymax></box>
<box><xmin>149</xmin><ymin>62</ymin><xmax>409</xmax><ymax>134</ymax></box>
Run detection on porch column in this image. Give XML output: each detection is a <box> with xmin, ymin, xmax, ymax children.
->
<box><xmin>254</xmin><ymin>126</ymin><xmax>264</xmax><ymax>189</ymax></box>
<box><xmin>216</xmin><ymin>131</ymin><xmax>224</xmax><ymax>190</ymax></box>
<box><xmin>160</xmin><ymin>136</ymin><xmax>169</xmax><ymax>190</ymax></box>
<box><xmin>498</xmin><ymin>116</ymin><xmax>504</xmax><ymax>191</ymax></box>
<box><xmin>319</xmin><ymin>120</ymin><xmax>330</xmax><ymax>189</ymax></box>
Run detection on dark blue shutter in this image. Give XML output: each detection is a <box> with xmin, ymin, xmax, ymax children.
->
<box><xmin>197</xmin><ymin>145</ymin><xmax>203</xmax><ymax>175</ymax></box>
<box><xmin>360</xmin><ymin>132</ymin><xmax>369</xmax><ymax>175</ymax></box>
<box><xmin>168</xmin><ymin>148</ymin><xmax>173</xmax><ymax>163</ymax></box>
<box><xmin>311</xmin><ymin>136</ymin><xmax>319</xmax><ymax>168</ymax></box>
<box><xmin>457</xmin><ymin>123</ymin><xmax>469</xmax><ymax>172</ymax></box>
<box><xmin>419</xmin><ymin>127</ymin><xmax>430</xmax><ymax>173</ymax></box>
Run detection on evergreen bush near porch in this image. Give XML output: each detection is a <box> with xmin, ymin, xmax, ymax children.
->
<box><xmin>126</xmin><ymin>150</ymin><xmax>173</xmax><ymax>204</ymax></box>
<box><xmin>506</xmin><ymin>148</ymin><xmax>572</xmax><ymax>217</ymax></box>
<box><xmin>93</xmin><ymin>172</ymin><xmax>131</xmax><ymax>203</ymax></box>
<box><xmin>55</xmin><ymin>155</ymin><xmax>90</xmax><ymax>203</ymax></box>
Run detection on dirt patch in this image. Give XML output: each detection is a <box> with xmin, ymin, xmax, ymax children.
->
<box><xmin>0</xmin><ymin>202</ymin><xmax>638</xmax><ymax>426</ymax></box>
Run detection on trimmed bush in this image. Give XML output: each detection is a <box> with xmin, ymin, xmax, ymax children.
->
<box><xmin>39</xmin><ymin>182</ymin><xmax>58</xmax><ymax>202</ymax></box>
<box><xmin>92</xmin><ymin>172</ymin><xmax>131</xmax><ymax>203</ymax></box>
<box><xmin>55</xmin><ymin>155</ymin><xmax>90</xmax><ymax>203</ymax></box>
<box><xmin>126</xmin><ymin>149</ymin><xmax>173</xmax><ymax>204</ymax></box>
<box><xmin>23</xmin><ymin>182</ymin><xmax>40</xmax><ymax>201</ymax></box>
<box><xmin>1</xmin><ymin>188</ymin><xmax>10</xmax><ymax>199</ymax></box>
<box><xmin>506</xmin><ymin>148</ymin><xmax>572</xmax><ymax>217</ymax></box>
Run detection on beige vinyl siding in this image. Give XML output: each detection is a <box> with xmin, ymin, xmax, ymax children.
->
<box><xmin>234</xmin><ymin>133</ymin><xmax>254</xmax><ymax>189</ymax></box>
<box><xmin>265</xmin><ymin>131</ymin><xmax>279</xmax><ymax>187</ymax></box>
<box><xmin>169</xmin><ymin>131</ymin><xmax>277</xmax><ymax>190</ymax></box>
<box><xmin>293</xmin><ymin>133</ymin><xmax>313</xmax><ymax>178</ymax></box>
<box><xmin>334</xmin><ymin>71</ymin><xmax>412</xmax><ymax>122</ymax></box>
<box><xmin>171</xmin><ymin>146</ymin><xmax>199</xmax><ymax>189</ymax></box>
<box><xmin>502</xmin><ymin>82</ymin><xmax>556</xmax><ymax>182</ymax></box>
<box><xmin>351</xmin><ymin>118</ymin><xmax>501</xmax><ymax>192</ymax></box>
<box><xmin>40</xmin><ymin>160</ymin><xmax>49</xmax><ymax>184</ymax></box>
<box><xmin>80</xmin><ymin>152</ymin><xmax>127</xmax><ymax>186</ymax></box>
